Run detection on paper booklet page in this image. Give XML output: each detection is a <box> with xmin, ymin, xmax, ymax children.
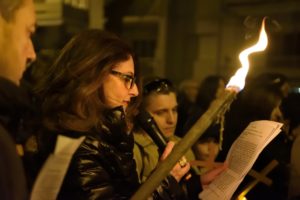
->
<box><xmin>30</xmin><ymin>135</ymin><xmax>85</xmax><ymax>200</ymax></box>
<box><xmin>199</xmin><ymin>120</ymin><xmax>283</xmax><ymax>200</ymax></box>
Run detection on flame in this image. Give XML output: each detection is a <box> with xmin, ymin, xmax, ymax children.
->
<box><xmin>226</xmin><ymin>17</ymin><xmax>268</xmax><ymax>91</ymax></box>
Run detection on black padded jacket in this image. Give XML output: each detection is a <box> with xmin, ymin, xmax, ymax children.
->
<box><xmin>55</xmin><ymin>107</ymin><xmax>186</xmax><ymax>200</ymax></box>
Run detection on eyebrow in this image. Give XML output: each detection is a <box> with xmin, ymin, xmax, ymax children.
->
<box><xmin>153</xmin><ymin>109</ymin><xmax>168</xmax><ymax>113</ymax></box>
<box><xmin>154</xmin><ymin>106</ymin><xmax>178</xmax><ymax>113</ymax></box>
<box><xmin>121</xmin><ymin>71</ymin><xmax>134</xmax><ymax>76</ymax></box>
<box><xmin>111</xmin><ymin>66</ymin><xmax>134</xmax><ymax>75</ymax></box>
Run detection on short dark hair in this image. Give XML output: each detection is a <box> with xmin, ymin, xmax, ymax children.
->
<box><xmin>143</xmin><ymin>77</ymin><xmax>176</xmax><ymax>96</ymax></box>
<box><xmin>139</xmin><ymin>77</ymin><xmax>176</xmax><ymax>111</ymax></box>
<box><xmin>0</xmin><ymin>0</ymin><xmax>23</xmax><ymax>21</ymax></box>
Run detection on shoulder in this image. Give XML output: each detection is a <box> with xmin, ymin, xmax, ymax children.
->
<box><xmin>134</xmin><ymin>132</ymin><xmax>159</xmax><ymax>156</ymax></box>
<box><xmin>134</xmin><ymin>132</ymin><xmax>154</xmax><ymax>147</ymax></box>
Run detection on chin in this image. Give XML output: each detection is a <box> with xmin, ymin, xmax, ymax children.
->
<box><xmin>163</xmin><ymin>131</ymin><xmax>174</xmax><ymax>139</ymax></box>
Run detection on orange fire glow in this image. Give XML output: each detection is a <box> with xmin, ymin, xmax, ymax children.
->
<box><xmin>226</xmin><ymin>17</ymin><xmax>268</xmax><ymax>91</ymax></box>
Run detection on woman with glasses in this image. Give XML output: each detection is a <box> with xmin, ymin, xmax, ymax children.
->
<box><xmin>33</xmin><ymin>29</ymin><xmax>191</xmax><ymax>199</ymax></box>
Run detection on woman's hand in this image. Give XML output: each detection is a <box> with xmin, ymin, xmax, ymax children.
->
<box><xmin>160</xmin><ymin>141</ymin><xmax>190</xmax><ymax>182</ymax></box>
<box><xmin>200</xmin><ymin>162</ymin><xmax>228</xmax><ymax>188</ymax></box>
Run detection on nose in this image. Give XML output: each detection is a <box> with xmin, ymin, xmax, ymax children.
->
<box><xmin>166</xmin><ymin>112</ymin><xmax>176</xmax><ymax>124</ymax></box>
<box><xmin>129</xmin><ymin>83</ymin><xmax>139</xmax><ymax>97</ymax></box>
<box><xmin>27</xmin><ymin>40</ymin><xmax>36</xmax><ymax>62</ymax></box>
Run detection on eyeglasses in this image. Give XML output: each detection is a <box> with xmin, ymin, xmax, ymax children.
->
<box><xmin>111</xmin><ymin>70</ymin><xmax>136</xmax><ymax>89</ymax></box>
<box><xmin>143</xmin><ymin>78</ymin><xmax>174</xmax><ymax>95</ymax></box>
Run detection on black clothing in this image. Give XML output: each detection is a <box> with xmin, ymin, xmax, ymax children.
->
<box><xmin>0</xmin><ymin>125</ymin><xmax>28</xmax><ymax>200</ymax></box>
<box><xmin>40</xmin><ymin>107</ymin><xmax>186</xmax><ymax>199</ymax></box>
<box><xmin>0</xmin><ymin>77</ymin><xmax>40</xmax><ymax>190</ymax></box>
<box><xmin>0</xmin><ymin>77</ymin><xmax>34</xmax><ymax>143</ymax></box>
<box><xmin>0</xmin><ymin>78</ymin><xmax>28</xmax><ymax>200</ymax></box>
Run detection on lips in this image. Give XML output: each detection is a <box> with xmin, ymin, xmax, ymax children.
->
<box><xmin>163</xmin><ymin>127</ymin><xmax>175</xmax><ymax>135</ymax></box>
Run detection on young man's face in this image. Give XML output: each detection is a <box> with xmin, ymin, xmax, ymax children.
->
<box><xmin>0</xmin><ymin>0</ymin><xmax>36</xmax><ymax>85</ymax></box>
<box><xmin>145</xmin><ymin>92</ymin><xmax>178</xmax><ymax>139</ymax></box>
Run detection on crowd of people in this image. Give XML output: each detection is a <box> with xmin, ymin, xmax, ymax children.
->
<box><xmin>1</xmin><ymin>0</ymin><xmax>300</xmax><ymax>200</ymax></box>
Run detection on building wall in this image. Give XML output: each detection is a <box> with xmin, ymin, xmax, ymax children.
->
<box><xmin>165</xmin><ymin>0</ymin><xmax>300</xmax><ymax>86</ymax></box>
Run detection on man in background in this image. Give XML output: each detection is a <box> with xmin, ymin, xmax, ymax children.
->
<box><xmin>0</xmin><ymin>0</ymin><xmax>36</xmax><ymax>199</ymax></box>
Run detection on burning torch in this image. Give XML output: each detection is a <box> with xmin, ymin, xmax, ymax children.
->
<box><xmin>131</xmin><ymin>17</ymin><xmax>269</xmax><ymax>200</ymax></box>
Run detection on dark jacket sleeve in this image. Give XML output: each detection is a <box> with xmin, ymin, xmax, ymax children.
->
<box><xmin>0</xmin><ymin>124</ymin><xmax>28</xmax><ymax>200</ymax></box>
<box><xmin>181</xmin><ymin>171</ymin><xmax>203</xmax><ymax>200</ymax></box>
<box><xmin>149</xmin><ymin>175</ymin><xmax>188</xmax><ymax>200</ymax></box>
